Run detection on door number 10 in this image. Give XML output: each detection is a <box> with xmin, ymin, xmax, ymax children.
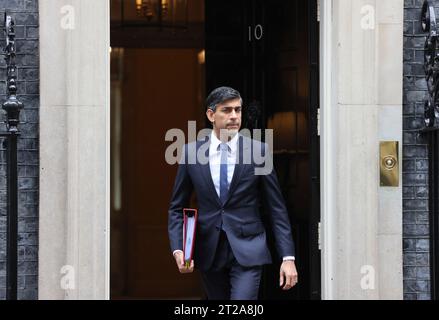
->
<box><xmin>248</xmin><ymin>24</ymin><xmax>263</xmax><ymax>41</ymax></box>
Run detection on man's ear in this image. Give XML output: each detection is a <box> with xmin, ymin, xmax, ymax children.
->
<box><xmin>206</xmin><ymin>109</ymin><xmax>215</xmax><ymax>123</ymax></box>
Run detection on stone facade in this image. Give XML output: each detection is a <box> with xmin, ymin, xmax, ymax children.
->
<box><xmin>38</xmin><ymin>0</ymin><xmax>109</xmax><ymax>299</ymax></box>
<box><xmin>327</xmin><ymin>0</ymin><xmax>404</xmax><ymax>300</ymax></box>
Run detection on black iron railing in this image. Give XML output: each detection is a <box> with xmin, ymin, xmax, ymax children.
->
<box><xmin>1</xmin><ymin>12</ymin><xmax>23</xmax><ymax>300</ymax></box>
<box><xmin>422</xmin><ymin>0</ymin><xmax>439</xmax><ymax>127</ymax></box>
<box><xmin>421</xmin><ymin>0</ymin><xmax>439</xmax><ymax>300</ymax></box>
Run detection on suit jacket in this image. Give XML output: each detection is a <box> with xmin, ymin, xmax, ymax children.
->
<box><xmin>168</xmin><ymin>133</ymin><xmax>295</xmax><ymax>272</ymax></box>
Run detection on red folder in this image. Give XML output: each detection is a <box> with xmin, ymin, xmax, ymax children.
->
<box><xmin>183</xmin><ymin>208</ymin><xmax>198</xmax><ymax>267</ymax></box>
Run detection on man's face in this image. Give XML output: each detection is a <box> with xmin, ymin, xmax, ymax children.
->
<box><xmin>206</xmin><ymin>98</ymin><xmax>242</xmax><ymax>139</ymax></box>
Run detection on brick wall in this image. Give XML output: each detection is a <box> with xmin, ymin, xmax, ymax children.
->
<box><xmin>0</xmin><ymin>0</ymin><xmax>39</xmax><ymax>300</ymax></box>
<box><xmin>403</xmin><ymin>0</ymin><xmax>432</xmax><ymax>300</ymax></box>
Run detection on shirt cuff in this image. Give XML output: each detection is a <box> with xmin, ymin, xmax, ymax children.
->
<box><xmin>173</xmin><ymin>250</ymin><xmax>183</xmax><ymax>256</ymax></box>
<box><xmin>283</xmin><ymin>256</ymin><xmax>295</xmax><ymax>261</ymax></box>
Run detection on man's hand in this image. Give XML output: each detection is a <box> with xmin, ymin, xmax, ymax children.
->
<box><xmin>279</xmin><ymin>260</ymin><xmax>298</xmax><ymax>290</ymax></box>
<box><xmin>174</xmin><ymin>251</ymin><xmax>194</xmax><ymax>274</ymax></box>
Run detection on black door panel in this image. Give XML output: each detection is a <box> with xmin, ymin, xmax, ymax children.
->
<box><xmin>205</xmin><ymin>0</ymin><xmax>321</xmax><ymax>300</ymax></box>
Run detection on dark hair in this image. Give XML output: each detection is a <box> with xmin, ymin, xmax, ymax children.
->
<box><xmin>205</xmin><ymin>86</ymin><xmax>242</xmax><ymax>111</ymax></box>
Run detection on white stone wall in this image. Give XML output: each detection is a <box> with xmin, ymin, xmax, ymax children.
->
<box><xmin>38</xmin><ymin>0</ymin><xmax>110</xmax><ymax>299</ymax></box>
<box><xmin>322</xmin><ymin>0</ymin><xmax>403</xmax><ymax>299</ymax></box>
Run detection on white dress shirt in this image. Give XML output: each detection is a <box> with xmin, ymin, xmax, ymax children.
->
<box><xmin>209</xmin><ymin>130</ymin><xmax>238</xmax><ymax>197</ymax></box>
<box><xmin>173</xmin><ymin>131</ymin><xmax>295</xmax><ymax>261</ymax></box>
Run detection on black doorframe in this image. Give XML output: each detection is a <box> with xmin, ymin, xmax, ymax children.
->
<box><xmin>308</xmin><ymin>0</ymin><xmax>321</xmax><ymax>300</ymax></box>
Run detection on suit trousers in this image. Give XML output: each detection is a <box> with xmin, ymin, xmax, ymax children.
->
<box><xmin>199</xmin><ymin>230</ymin><xmax>262</xmax><ymax>300</ymax></box>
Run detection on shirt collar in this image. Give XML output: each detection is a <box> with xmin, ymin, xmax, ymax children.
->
<box><xmin>210</xmin><ymin>130</ymin><xmax>239</xmax><ymax>153</ymax></box>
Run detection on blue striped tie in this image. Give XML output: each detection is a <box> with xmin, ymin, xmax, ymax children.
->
<box><xmin>219</xmin><ymin>143</ymin><xmax>229</xmax><ymax>204</ymax></box>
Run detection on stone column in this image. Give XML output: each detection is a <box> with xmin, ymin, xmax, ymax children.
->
<box><xmin>38</xmin><ymin>0</ymin><xmax>109</xmax><ymax>299</ymax></box>
<box><xmin>326</xmin><ymin>0</ymin><xmax>403</xmax><ymax>299</ymax></box>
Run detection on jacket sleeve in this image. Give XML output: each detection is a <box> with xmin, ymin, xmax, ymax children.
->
<box><xmin>260</xmin><ymin>143</ymin><xmax>296</xmax><ymax>260</ymax></box>
<box><xmin>168</xmin><ymin>145</ymin><xmax>194</xmax><ymax>254</ymax></box>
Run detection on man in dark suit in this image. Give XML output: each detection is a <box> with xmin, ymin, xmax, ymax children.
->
<box><xmin>168</xmin><ymin>86</ymin><xmax>298</xmax><ymax>300</ymax></box>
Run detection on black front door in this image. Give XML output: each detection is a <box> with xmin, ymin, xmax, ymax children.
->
<box><xmin>205</xmin><ymin>0</ymin><xmax>321</xmax><ymax>300</ymax></box>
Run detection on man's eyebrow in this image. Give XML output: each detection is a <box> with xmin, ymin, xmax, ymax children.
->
<box><xmin>220</xmin><ymin>105</ymin><xmax>242</xmax><ymax>109</ymax></box>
